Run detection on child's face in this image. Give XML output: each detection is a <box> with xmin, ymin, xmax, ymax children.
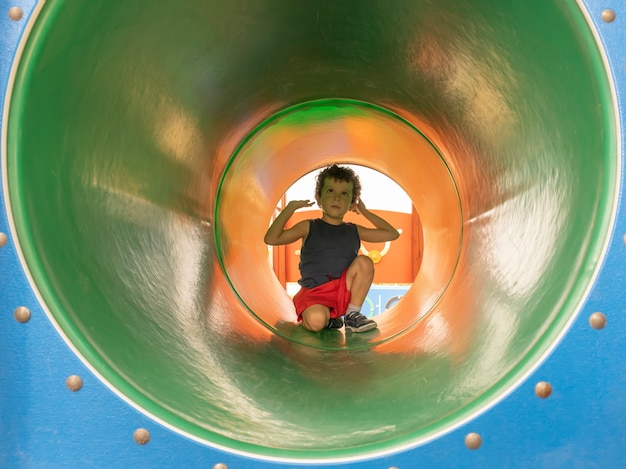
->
<box><xmin>316</xmin><ymin>177</ymin><xmax>354</xmax><ymax>220</ymax></box>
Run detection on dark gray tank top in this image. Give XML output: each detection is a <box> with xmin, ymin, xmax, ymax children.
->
<box><xmin>298</xmin><ymin>219</ymin><xmax>360</xmax><ymax>288</ymax></box>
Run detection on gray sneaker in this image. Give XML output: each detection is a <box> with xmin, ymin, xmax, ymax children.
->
<box><xmin>344</xmin><ymin>311</ymin><xmax>377</xmax><ymax>333</ymax></box>
<box><xmin>327</xmin><ymin>316</ymin><xmax>344</xmax><ymax>330</ymax></box>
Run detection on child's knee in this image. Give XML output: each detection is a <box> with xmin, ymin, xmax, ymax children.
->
<box><xmin>302</xmin><ymin>316</ymin><xmax>326</xmax><ymax>332</ymax></box>
<box><xmin>354</xmin><ymin>255</ymin><xmax>374</xmax><ymax>274</ymax></box>
<box><xmin>301</xmin><ymin>307</ymin><xmax>328</xmax><ymax>332</ymax></box>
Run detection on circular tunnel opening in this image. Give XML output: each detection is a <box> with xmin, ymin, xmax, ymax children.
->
<box><xmin>4</xmin><ymin>0</ymin><xmax>618</xmax><ymax>462</ymax></box>
<box><xmin>215</xmin><ymin>99</ymin><xmax>460</xmax><ymax>349</ymax></box>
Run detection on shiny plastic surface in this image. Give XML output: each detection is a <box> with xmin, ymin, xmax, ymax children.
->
<box><xmin>4</xmin><ymin>0</ymin><xmax>616</xmax><ymax>461</ymax></box>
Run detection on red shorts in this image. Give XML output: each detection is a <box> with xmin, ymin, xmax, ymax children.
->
<box><xmin>293</xmin><ymin>270</ymin><xmax>351</xmax><ymax>322</ymax></box>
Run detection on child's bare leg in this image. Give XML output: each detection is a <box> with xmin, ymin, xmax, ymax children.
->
<box><xmin>344</xmin><ymin>256</ymin><xmax>377</xmax><ymax>332</ymax></box>
<box><xmin>345</xmin><ymin>255</ymin><xmax>375</xmax><ymax>305</ymax></box>
<box><xmin>301</xmin><ymin>304</ymin><xmax>330</xmax><ymax>332</ymax></box>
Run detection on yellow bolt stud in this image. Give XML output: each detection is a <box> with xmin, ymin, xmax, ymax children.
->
<box><xmin>367</xmin><ymin>249</ymin><xmax>382</xmax><ymax>263</ymax></box>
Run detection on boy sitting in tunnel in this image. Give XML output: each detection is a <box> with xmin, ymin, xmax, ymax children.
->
<box><xmin>264</xmin><ymin>164</ymin><xmax>400</xmax><ymax>333</ymax></box>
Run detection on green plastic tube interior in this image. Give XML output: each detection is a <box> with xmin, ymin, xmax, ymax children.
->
<box><xmin>6</xmin><ymin>0</ymin><xmax>616</xmax><ymax>462</ymax></box>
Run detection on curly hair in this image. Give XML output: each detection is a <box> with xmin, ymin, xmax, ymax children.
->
<box><xmin>315</xmin><ymin>164</ymin><xmax>361</xmax><ymax>204</ymax></box>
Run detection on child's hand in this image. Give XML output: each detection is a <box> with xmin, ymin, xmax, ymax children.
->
<box><xmin>287</xmin><ymin>200</ymin><xmax>315</xmax><ymax>211</ymax></box>
<box><xmin>352</xmin><ymin>199</ymin><xmax>367</xmax><ymax>215</ymax></box>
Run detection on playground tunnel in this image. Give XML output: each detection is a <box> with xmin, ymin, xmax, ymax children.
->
<box><xmin>4</xmin><ymin>0</ymin><xmax>617</xmax><ymax>462</ymax></box>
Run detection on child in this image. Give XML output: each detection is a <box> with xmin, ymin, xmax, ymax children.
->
<box><xmin>264</xmin><ymin>164</ymin><xmax>399</xmax><ymax>333</ymax></box>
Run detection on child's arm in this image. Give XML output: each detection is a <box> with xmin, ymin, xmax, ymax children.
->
<box><xmin>264</xmin><ymin>200</ymin><xmax>314</xmax><ymax>245</ymax></box>
<box><xmin>353</xmin><ymin>199</ymin><xmax>400</xmax><ymax>243</ymax></box>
